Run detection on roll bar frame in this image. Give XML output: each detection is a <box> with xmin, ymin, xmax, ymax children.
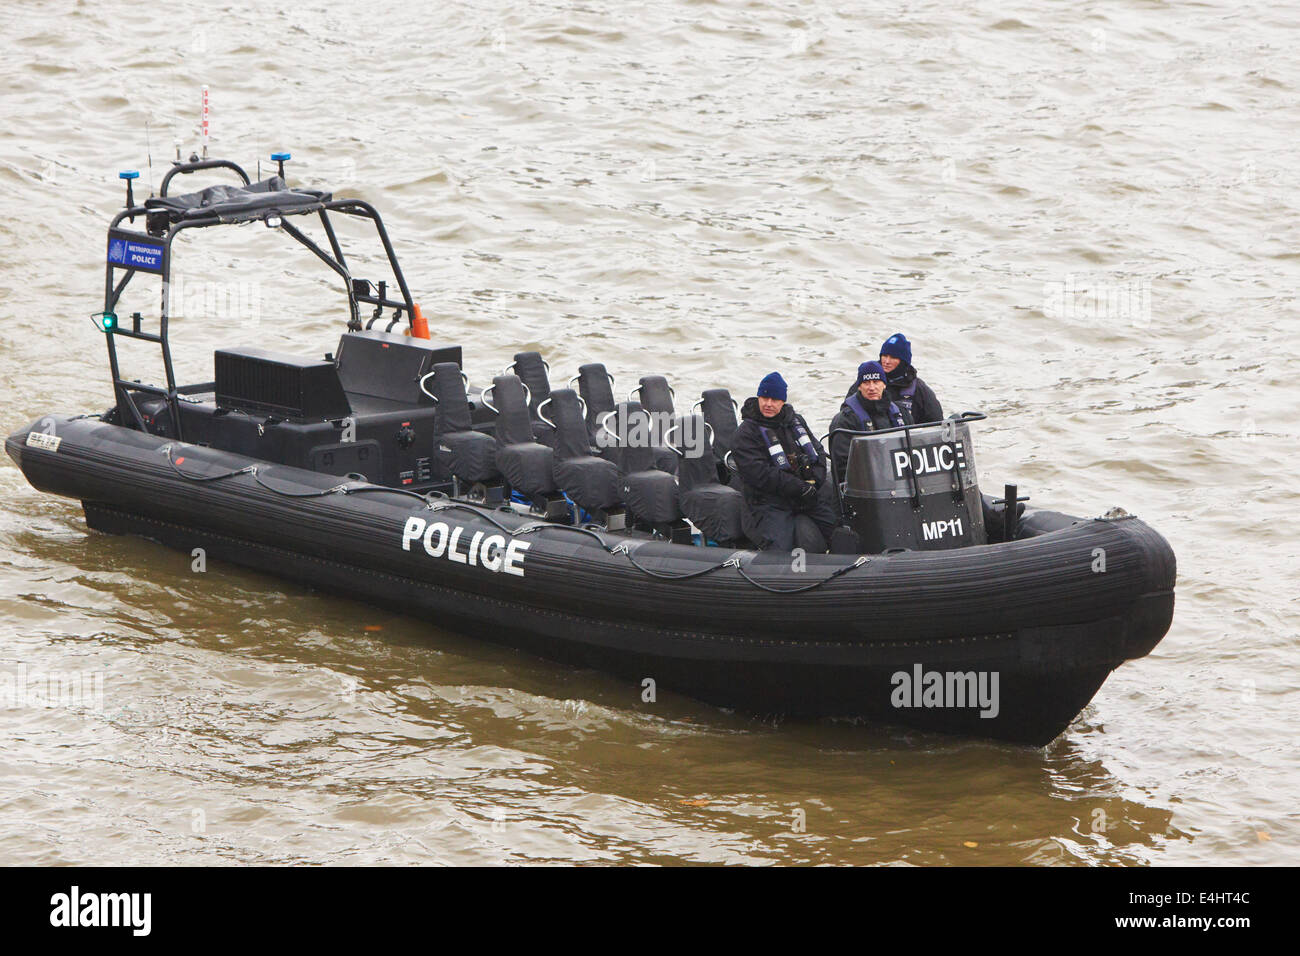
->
<box><xmin>100</xmin><ymin>158</ymin><xmax>419</xmax><ymax>439</ymax></box>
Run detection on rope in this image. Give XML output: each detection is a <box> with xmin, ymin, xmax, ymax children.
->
<box><xmin>733</xmin><ymin>555</ymin><xmax>869</xmax><ymax>593</ymax></box>
<box><xmin>608</xmin><ymin>541</ymin><xmax>733</xmax><ymax>581</ymax></box>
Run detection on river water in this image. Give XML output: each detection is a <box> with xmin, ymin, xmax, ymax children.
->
<box><xmin>0</xmin><ymin>0</ymin><xmax>1296</xmax><ymax>865</ymax></box>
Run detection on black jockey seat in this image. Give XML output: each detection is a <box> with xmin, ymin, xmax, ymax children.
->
<box><xmin>611</xmin><ymin>402</ymin><xmax>680</xmax><ymax>528</ymax></box>
<box><xmin>424</xmin><ymin>362</ymin><xmax>497</xmax><ymax>486</ymax></box>
<box><xmin>630</xmin><ymin>374</ymin><xmax>678</xmax><ymax>475</ymax></box>
<box><xmin>508</xmin><ymin>351</ymin><xmax>555</xmax><ymax>448</ymax></box>
<box><xmin>673</xmin><ymin>413</ymin><xmax>745</xmax><ymax>544</ymax></box>
<box><xmin>545</xmin><ymin>389</ymin><xmax>622</xmax><ymax>516</ymax></box>
<box><xmin>483</xmin><ymin>374</ymin><xmax>557</xmax><ymax>503</ymax></box>
<box><xmin>697</xmin><ymin>388</ymin><xmax>740</xmax><ymax>483</ymax></box>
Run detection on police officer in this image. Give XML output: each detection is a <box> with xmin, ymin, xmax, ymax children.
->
<box><xmin>732</xmin><ymin>372</ymin><xmax>837</xmax><ymax>552</ymax></box>
<box><xmin>879</xmin><ymin>332</ymin><xmax>942</xmax><ymax>425</ymax></box>
<box><xmin>828</xmin><ymin>360</ymin><xmax>911</xmax><ymax>482</ymax></box>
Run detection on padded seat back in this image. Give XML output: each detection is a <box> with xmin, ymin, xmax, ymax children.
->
<box><xmin>699</xmin><ymin>388</ymin><xmax>739</xmax><ymax>460</ymax></box>
<box><xmin>545</xmin><ymin>389</ymin><xmax>593</xmax><ymax>461</ymax></box>
<box><xmin>512</xmin><ymin>351</ymin><xmax>552</xmax><ymax>418</ymax></box>
<box><xmin>638</xmin><ymin>375</ymin><xmax>675</xmax><ymax>415</ymax></box>
<box><xmin>488</xmin><ymin>374</ymin><xmax>535</xmax><ymax>446</ymax></box>
<box><xmin>674</xmin><ymin>415</ymin><xmax>718</xmax><ymax>491</ymax></box>
<box><xmin>576</xmin><ymin>363</ymin><xmax>616</xmax><ymax>433</ymax></box>
<box><xmin>612</xmin><ymin>402</ymin><xmax>657</xmax><ymax>474</ymax></box>
<box><xmin>427</xmin><ymin>362</ymin><xmax>473</xmax><ymax>437</ymax></box>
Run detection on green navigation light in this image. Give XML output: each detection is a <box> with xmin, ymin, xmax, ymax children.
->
<box><xmin>92</xmin><ymin>311</ymin><xmax>118</xmax><ymax>332</ymax></box>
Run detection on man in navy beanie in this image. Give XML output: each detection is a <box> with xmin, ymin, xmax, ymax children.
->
<box><xmin>731</xmin><ymin>372</ymin><xmax>837</xmax><ymax>552</ymax></box>
<box><xmin>878</xmin><ymin>332</ymin><xmax>942</xmax><ymax>425</ymax></box>
<box><xmin>827</xmin><ymin>360</ymin><xmax>911</xmax><ymax>480</ymax></box>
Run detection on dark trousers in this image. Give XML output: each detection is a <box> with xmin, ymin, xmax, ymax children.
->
<box><xmin>742</xmin><ymin>482</ymin><xmax>838</xmax><ymax>552</ymax></box>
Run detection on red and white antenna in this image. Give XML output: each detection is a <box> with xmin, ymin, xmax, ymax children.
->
<box><xmin>200</xmin><ymin>85</ymin><xmax>210</xmax><ymax>159</ymax></box>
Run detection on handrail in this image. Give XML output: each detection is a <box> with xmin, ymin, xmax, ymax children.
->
<box><xmin>663</xmin><ymin>420</ymin><xmax>713</xmax><ymax>457</ymax></box>
<box><xmin>159</xmin><ymin>159</ymin><xmax>251</xmax><ymax>197</ymax></box>
<box><xmin>418</xmin><ymin>371</ymin><xmax>440</xmax><ymax>403</ymax></box>
<box><xmin>536</xmin><ymin>397</ymin><xmax>554</xmax><ymax>429</ymax></box>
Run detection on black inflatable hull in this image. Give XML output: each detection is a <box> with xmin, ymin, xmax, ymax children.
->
<box><xmin>7</xmin><ymin>417</ymin><xmax>1176</xmax><ymax>746</ymax></box>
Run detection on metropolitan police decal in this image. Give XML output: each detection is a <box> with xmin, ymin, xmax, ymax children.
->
<box><xmin>891</xmin><ymin>440</ymin><xmax>967</xmax><ymax>480</ymax></box>
<box><xmin>106</xmin><ymin>229</ymin><xmax>167</xmax><ymax>274</ymax></box>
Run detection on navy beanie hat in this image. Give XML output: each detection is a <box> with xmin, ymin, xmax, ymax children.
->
<box><xmin>856</xmin><ymin>361</ymin><xmax>886</xmax><ymax>386</ymax></box>
<box><xmin>880</xmin><ymin>332</ymin><xmax>912</xmax><ymax>366</ymax></box>
<box><xmin>757</xmin><ymin>371</ymin><xmax>788</xmax><ymax>401</ymax></box>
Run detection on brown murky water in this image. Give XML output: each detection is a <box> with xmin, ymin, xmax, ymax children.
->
<box><xmin>1</xmin><ymin>0</ymin><xmax>1296</xmax><ymax>864</ymax></box>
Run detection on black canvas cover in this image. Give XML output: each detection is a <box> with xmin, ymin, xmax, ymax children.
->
<box><xmin>700</xmin><ymin>388</ymin><xmax>739</xmax><ymax>460</ymax></box>
<box><xmin>497</xmin><ymin>442</ymin><xmax>556</xmax><ymax>496</ymax></box>
<box><xmin>681</xmin><ymin>484</ymin><xmax>744</xmax><ymax>543</ymax></box>
<box><xmin>429</xmin><ymin>363</ymin><xmax>473</xmax><ymax>436</ymax></box>
<box><xmin>439</xmin><ymin>430</ymin><xmax>498</xmax><ymax>483</ymax></box>
<box><xmin>555</xmin><ymin>456</ymin><xmax>621</xmax><ymax>513</ymax></box>
<box><xmin>622</xmin><ymin>470</ymin><xmax>680</xmax><ymax>525</ymax></box>
<box><xmin>146</xmin><ymin>176</ymin><xmax>331</xmax><ymax>224</ymax></box>
<box><xmin>638</xmin><ymin>375</ymin><xmax>675</xmax><ymax>414</ymax></box>
<box><xmin>489</xmin><ymin>374</ymin><xmax>536</xmax><ymax>446</ymax></box>
<box><xmin>577</xmin><ymin>363</ymin><xmax>616</xmax><ymax>433</ymax></box>
<box><xmin>673</xmin><ymin>414</ymin><xmax>743</xmax><ymax>542</ymax></box>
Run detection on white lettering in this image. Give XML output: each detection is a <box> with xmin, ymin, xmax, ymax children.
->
<box><xmin>503</xmin><ymin>539</ymin><xmax>531</xmax><ymax>576</ymax></box>
<box><xmin>479</xmin><ymin>535</ymin><xmax>506</xmax><ymax>572</ymax></box>
<box><xmin>49</xmin><ymin>886</ymin><xmax>150</xmax><ymax>936</ymax></box>
<box><xmin>402</xmin><ymin>523</ymin><xmax>529</xmax><ymax>577</ymax></box>
<box><xmin>447</xmin><ymin>527</ymin><xmax>468</xmax><ymax>563</ymax></box>
<box><xmin>423</xmin><ymin>521</ymin><xmax>448</xmax><ymax>557</ymax></box>
<box><xmin>402</xmin><ymin>516</ymin><xmax>426</xmax><ymax>551</ymax></box>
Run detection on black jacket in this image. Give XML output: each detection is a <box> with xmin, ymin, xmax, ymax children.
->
<box><xmin>828</xmin><ymin>393</ymin><xmax>913</xmax><ymax>481</ymax></box>
<box><xmin>732</xmin><ymin>397</ymin><xmax>828</xmax><ymax>503</ymax></box>
<box><xmin>884</xmin><ymin>364</ymin><xmax>942</xmax><ymax>425</ymax></box>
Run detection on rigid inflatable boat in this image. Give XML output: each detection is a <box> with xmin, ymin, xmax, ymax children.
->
<box><xmin>6</xmin><ymin>156</ymin><xmax>1176</xmax><ymax>745</ymax></box>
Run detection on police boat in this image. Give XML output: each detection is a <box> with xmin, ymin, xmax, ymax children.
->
<box><xmin>5</xmin><ymin>156</ymin><xmax>1176</xmax><ymax>746</ymax></box>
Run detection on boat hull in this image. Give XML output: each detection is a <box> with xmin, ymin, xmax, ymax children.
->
<box><xmin>7</xmin><ymin>417</ymin><xmax>1177</xmax><ymax>745</ymax></box>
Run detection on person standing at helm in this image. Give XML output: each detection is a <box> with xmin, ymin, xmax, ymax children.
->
<box><xmin>828</xmin><ymin>361</ymin><xmax>911</xmax><ymax>482</ymax></box>
<box><xmin>879</xmin><ymin>332</ymin><xmax>942</xmax><ymax>425</ymax></box>
<box><xmin>732</xmin><ymin>372</ymin><xmax>837</xmax><ymax>552</ymax></box>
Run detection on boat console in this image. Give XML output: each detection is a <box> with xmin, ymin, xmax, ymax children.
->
<box><xmin>127</xmin><ymin>330</ymin><xmax>484</xmax><ymax>492</ymax></box>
